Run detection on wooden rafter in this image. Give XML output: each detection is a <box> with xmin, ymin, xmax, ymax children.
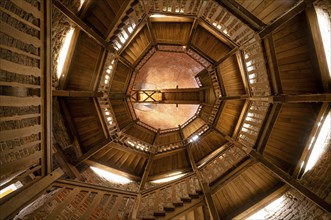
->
<box><xmin>256</xmin><ymin>103</ymin><xmax>282</xmax><ymax>153</ymax></box>
<box><xmin>52</xmin><ymin>0</ymin><xmax>111</xmax><ymax>50</ymax></box>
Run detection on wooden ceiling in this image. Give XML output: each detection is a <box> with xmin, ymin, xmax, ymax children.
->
<box><xmin>48</xmin><ymin>0</ymin><xmax>330</xmax><ymax>218</ymax></box>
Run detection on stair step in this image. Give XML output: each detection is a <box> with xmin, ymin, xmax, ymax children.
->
<box><xmin>173</xmin><ymin>201</ymin><xmax>184</xmax><ymax>207</ymax></box>
<box><xmin>189</xmin><ymin>193</ymin><xmax>200</xmax><ymax>199</ymax></box>
<box><xmin>154</xmin><ymin>211</ymin><xmax>166</xmax><ymax>217</ymax></box>
<box><xmin>164</xmin><ymin>206</ymin><xmax>175</xmax><ymax>212</ymax></box>
<box><xmin>181</xmin><ymin>197</ymin><xmax>192</xmax><ymax>203</ymax></box>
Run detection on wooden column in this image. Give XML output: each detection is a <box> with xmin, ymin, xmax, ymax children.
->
<box><xmin>139</xmin><ymin>147</ymin><xmax>157</xmax><ymax>191</ymax></box>
<box><xmin>187</xmin><ymin>144</ymin><xmax>220</xmax><ymax>220</ymax></box>
<box><xmin>0</xmin><ymin>168</ymin><xmax>64</xmax><ymax>220</ymax></box>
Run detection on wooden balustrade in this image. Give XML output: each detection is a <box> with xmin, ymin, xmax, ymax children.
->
<box><xmin>237</xmin><ymin>101</ymin><xmax>270</xmax><ymax>148</ymax></box>
<box><xmin>145</xmin><ymin>0</ymin><xmax>203</xmax><ymax>15</ymax></box>
<box><xmin>199</xmin><ymin>145</ymin><xmax>247</xmax><ymax>184</ymax></box>
<box><xmin>0</xmin><ymin>0</ymin><xmax>49</xmax><ymax>199</ymax></box>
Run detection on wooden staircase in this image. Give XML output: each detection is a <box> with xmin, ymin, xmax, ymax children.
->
<box><xmin>139</xmin><ymin>175</ymin><xmax>205</xmax><ymax>220</ymax></box>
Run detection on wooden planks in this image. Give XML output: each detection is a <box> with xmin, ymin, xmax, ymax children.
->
<box><xmin>235</xmin><ymin>0</ymin><xmax>298</xmax><ymax>24</ymax></box>
<box><xmin>272</xmin><ymin>13</ymin><xmax>322</xmax><ymax>94</ymax></box>
<box><xmin>212</xmin><ymin>163</ymin><xmax>280</xmax><ymax>218</ymax></box>
<box><xmin>65</xmin><ymin>32</ymin><xmax>104</xmax><ymax>91</ymax></box>
<box><xmin>216</xmin><ymin>100</ymin><xmax>245</xmax><ymax>136</ymax></box>
<box><xmin>109</xmin><ymin>60</ymin><xmax>133</xmax><ymax>93</ymax></box>
<box><xmin>217</xmin><ymin>54</ymin><xmax>246</xmax><ymax>96</ymax></box>
<box><xmin>191</xmin><ymin>25</ymin><xmax>231</xmax><ymax>62</ymax></box>
<box><xmin>121</xmin><ymin>26</ymin><xmax>151</xmax><ymax>65</ymax></box>
<box><xmin>64</xmin><ymin>98</ymin><xmax>107</xmax><ymax>153</ymax></box>
<box><xmin>263</xmin><ymin>103</ymin><xmax>322</xmax><ymax>173</ymax></box>
<box><xmin>152</xmin><ymin>22</ymin><xmax>192</xmax><ymax>45</ymax></box>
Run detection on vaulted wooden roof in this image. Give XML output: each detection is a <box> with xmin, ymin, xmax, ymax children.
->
<box><xmin>1</xmin><ymin>0</ymin><xmax>330</xmax><ymax>219</ymax></box>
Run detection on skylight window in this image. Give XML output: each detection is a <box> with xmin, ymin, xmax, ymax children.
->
<box><xmin>151</xmin><ymin>172</ymin><xmax>185</xmax><ymax>184</ymax></box>
<box><xmin>303</xmin><ymin>111</ymin><xmax>330</xmax><ymax>173</ymax></box>
<box><xmin>246</xmin><ymin>195</ymin><xmax>285</xmax><ymax>219</ymax></box>
<box><xmin>90</xmin><ymin>166</ymin><xmax>132</xmax><ymax>184</ymax></box>
<box><xmin>315</xmin><ymin>6</ymin><xmax>331</xmax><ymax>75</ymax></box>
<box><xmin>57</xmin><ymin>28</ymin><xmax>74</xmax><ymax>79</ymax></box>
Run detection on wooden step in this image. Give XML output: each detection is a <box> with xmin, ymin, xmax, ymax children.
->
<box><xmin>154</xmin><ymin>211</ymin><xmax>166</xmax><ymax>217</ymax></box>
<box><xmin>181</xmin><ymin>197</ymin><xmax>192</xmax><ymax>203</ymax></box>
<box><xmin>173</xmin><ymin>201</ymin><xmax>184</xmax><ymax>207</ymax></box>
<box><xmin>164</xmin><ymin>206</ymin><xmax>175</xmax><ymax>212</ymax></box>
<box><xmin>189</xmin><ymin>193</ymin><xmax>200</xmax><ymax>199</ymax></box>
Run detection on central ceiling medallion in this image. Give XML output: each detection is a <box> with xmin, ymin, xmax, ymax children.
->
<box><xmin>129</xmin><ymin>50</ymin><xmax>204</xmax><ymax>130</ymax></box>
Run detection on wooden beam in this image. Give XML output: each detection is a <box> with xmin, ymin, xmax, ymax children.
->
<box><xmin>84</xmin><ymin>160</ymin><xmax>141</xmax><ymax>181</ymax></box>
<box><xmin>139</xmin><ymin>147</ymin><xmax>157</xmax><ymax>191</ymax></box>
<box><xmin>249</xmin><ymin>151</ymin><xmax>331</xmax><ymax>213</ymax></box>
<box><xmin>214</xmin><ymin>47</ymin><xmax>239</xmax><ymax>67</ymax></box>
<box><xmin>236</xmin><ymin>51</ymin><xmax>251</xmax><ymax>96</ymax></box>
<box><xmin>210</xmin><ymin>158</ymin><xmax>254</xmax><ymax>194</ymax></box>
<box><xmin>55</xmin><ymin>179</ymin><xmax>138</xmax><ymax>196</ymax></box>
<box><xmin>256</xmin><ymin>103</ymin><xmax>282</xmax><ymax>153</ymax></box>
<box><xmin>215</xmin><ymin>0</ymin><xmax>265</xmax><ymax>31</ymax></box>
<box><xmin>263</xmin><ymin>34</ymin><xmax>283</xmax><ymax>94</ymax></box>
<box><xmin>75</xmin><ymin>137</ymin><xmax>114</xmax><ymax>165</ymax></box>
<box><xmin>306</xmin><ymin>6</ymin><xmax>330</xmax><ymax>91</ymax></box>
<box><xmin>53</xmin><ymin>144</ymin><xmax>83</xmax><ymax>180</ymax></box>
<box><xmin>187</xmin><ymin>145</ymin><xmax>220</xmax><ymax>220</ymax></box>
<box><xmin>153</xmin><ymin>147</ymin><xmax>186</xmax><ymax>160</ymax></box>
<box><xmin>259</xmin><ymin>0</ymin><xmax>309</xmax><ymax>38</ymax></box>
<box><xmin>52</xmin><ymin>90</ymin><xmax>103</xmax><ymax>97</ymax></box>
<box><xmin>219</xmin><ymin>95</ymin><xmax>248</xmax><ymax>101</ymax></box>
<box><xmin>0</xmin><ymin>168</ymin><xmax>64</xmax><ymax>220</ymax></box>
<box><xmin>232</xmin><ymin>100</ymin><xmax>250</xmax><ymax>138</ymax></box>
<box><xmin>197</xmin><ymin>143</ymin><xmax>230</xmax><ymax>168</ymax></box>
<box><xmin>52</xmin><ymin>0</ymin><xmax>110</xmax><ymax>49</ymax></box>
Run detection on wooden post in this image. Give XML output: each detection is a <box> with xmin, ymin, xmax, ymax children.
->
<box><xmin>139</xmin><ymin>147</ymin><xmax>157</xmax><ymax>191</ymax></box>
<box><xmin>187</xmin><ymin>144</ymin><xmax>220</xmax><ymax>220</ymax></box>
